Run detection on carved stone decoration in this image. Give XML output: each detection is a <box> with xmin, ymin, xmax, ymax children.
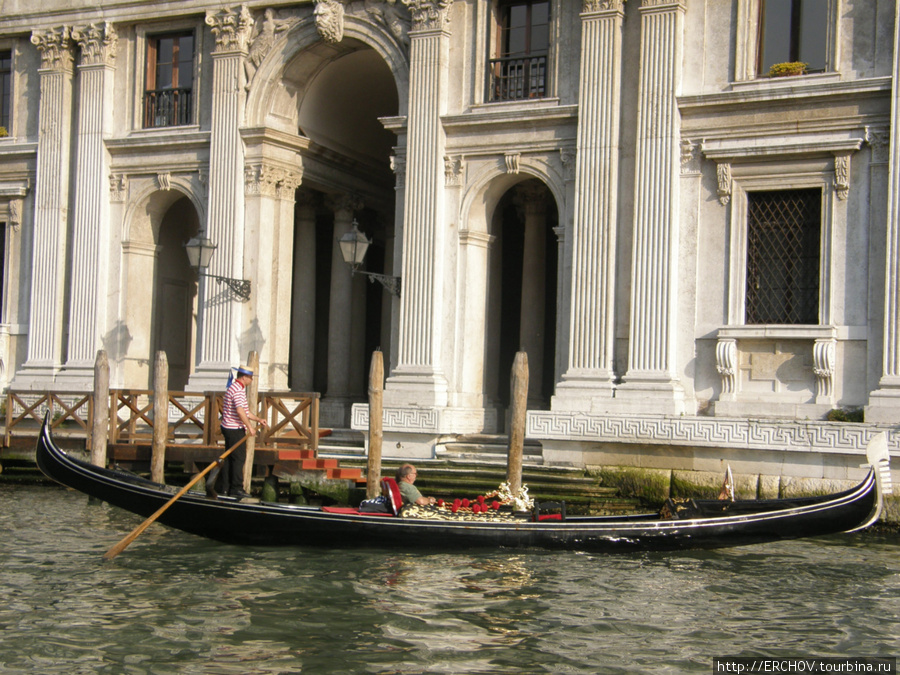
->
<box><xmin>560</xmin><ymin>148</ymin><xmax>576</xmax><ymax>182</ymax></box>
<box><xmin>865</xmin><ymin>126</ymin><xmax>890</xmax><ymax>165</ymax></box>
<box><xmin>72</xmin><ymin>22</ymin><xmax>118</xmax><ymax>66</ymax></box>
<box><xmin>390</xmin><ymin>153</ymin><xmax>406</xmax><ymax>189</ymax></box>
<box><xmin>834</xmin><ymin>153</ymin><xmax>850</xmax><ymax>200</ymax></box>
<box><xmin>244</xmin><ymin>163</ymin><xmax>282</xmax><ymax>197</ymax></box>
<box><xmin>365</xmin><ymin>0</ymin><xmax>412</xmax><ymax>51</ymax></box>
<box><xmin>276</xmin><ymin>170</ymin><xmax>303</xmax><ymax>200</ymax></box>
<box><xmin>680</xmin><ymin>138</ymin><xmax>700</xmax><ymax>175</ymax></box>
<box><xmin>716</xmin><ymin>338</ymin><xmax>738</xmax><ymax>397</ymax></box>
<box><xmin>8</xmin><ymin>199</ymin><xmax>22</xmax><ymax>230</ymax></box>
<box><xmin>444</xmin><ymin>155</ymin><xmax>464</xmax><ymax>186</ymax></box>
<box><xmin>31</xmin><ymin>27</ymin><xmax>74</xmax><ymax>72</ymax></box>
<box><xmin>245</xmin><ymin>8</ymin><xmax>298</xmax><ymax>88</ymax></box>
<box><xmin>157</xmin><ymin>173</ymin><xmax>172</xmax><ymax>191</ymax></box>
<box><xmin>505</xmin><ymin>152</ymin><xmax>520</xmax><ymax>175</ymax></box>
<box><xmin>109</xmin><ymin>173</ymin><xmax>127</xmax><ymax>202</ymax></box>
<box><xmin>401</xmin><ymin>0</ymin><xmax>453</xmax><ymax>32</ymax></box>
<box><xmin>315</xmin><ymin>0</ymin><xmax>345</xmax><ymax>44</ymax></box>
<box><xmin>326</xmin><ymin>191</ymin><xmax>364</xmax><ymax>216</ymax></box>
<box><xmin>813</xmin><ymin>338</ymin><xmax>836</xmax><ymax>402</ymax></box>
<box><xmin>716</xmin><ymin>162</ymin><xmax>732</xmax><ymax>205</ymax></box>
<box><xmin>583</xmin><ymin>0</ymin><xmax>626</xmax><ymax>11</ymax></box>
<box><xmin>205</xmin><ymin>5</ymin><xmax>254</xmax><ymax>53</ymax></box>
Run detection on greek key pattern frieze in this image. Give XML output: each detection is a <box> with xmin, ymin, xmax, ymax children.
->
<box><xmin>351</xmin><ymin>404</ymin><xmax>439</xmax><ymax>432</ymax></box>
<box><xmin>527</xmin><ymin>411</ymin><xmax>897</xmax><ymax>454</ymax></box>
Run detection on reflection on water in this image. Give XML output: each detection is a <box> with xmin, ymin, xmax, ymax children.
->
<box><xmin>1</xmin><ymin>484</ymin><xmax>898</xmax><ymax>674</ymax></box>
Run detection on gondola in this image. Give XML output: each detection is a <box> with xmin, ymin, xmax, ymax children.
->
<box><xmin>35</xmin><ymin>419</ymin><xmax>893</xmax><ymax>552</ymax></box>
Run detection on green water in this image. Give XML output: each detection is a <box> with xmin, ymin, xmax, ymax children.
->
<box><xmin>1</xmin><ymin>484</ymin><xmax>898</xmax><ymax>674</ymax></box>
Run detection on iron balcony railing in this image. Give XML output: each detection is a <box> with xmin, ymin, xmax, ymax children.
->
<box><xmin>143</xmin><ymin>87</ymin><xmax>193</xmax><ymax>128</ymax></box>
<box><xmin>488</xmin><ymin>54</ymin><xmax>547</xmax><ymax>102</ymax></box>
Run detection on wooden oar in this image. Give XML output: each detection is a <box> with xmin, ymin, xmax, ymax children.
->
<box><xmin>103</xmin><ymin>433</ymin><xmax>250</xmax><ymax>561</ymax></box>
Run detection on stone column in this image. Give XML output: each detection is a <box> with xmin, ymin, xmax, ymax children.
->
<box><xmin>323</xmin><ymin>193</ymin><xmax>362</xmax><ymax>425</ymax></box>
<box><xmin>190</xmin><ymin>6</ymin><xmax>253</xmax><ymax>391</ymax></box>
<box><xmin>290</xmin><ymin>190</ymin><xmax>317</xmax><ymax>391</ymax></box>
<box><xmin>867</xmin><ymin>0</ymin><xmax>900</xmax><ymax>422</ymax></box>
<box><xmin>516</xmin><ymin>183</ymin><xmax>548</xmax><ymax>407</ymax></box>
<box><xmin>615</xmin><ymin>0</ymin><xmax>686</xmax><ymax>414</ymax></box>
<box><xmin>386</xmin><ymin>0</ymin><xmax>452</xmax><ymax>407</ymax></box>
<box><xmin>16</xmin><ymin>27</ymin><xmax>75</xmax><ymax>387</ymax></box>
<box><xmin>59</xmin><ymin>23</ymin><xmax>118</xmax><ymax>388</ymax></box>
<box><xmin>553</xmin><ymin>1</ymin><xmax>626</xmax><ymax>411</ymax></box>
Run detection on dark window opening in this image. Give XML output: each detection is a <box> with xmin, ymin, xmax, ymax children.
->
<box><xmin>144</xmin><ymin>33</ymin><xmax>194</xmax><ymax>128</ymax></box>
<box><xmin>758</xmin><ymin>0</ymin><xmax>827</xmax><ymax>75</ymax></box>
<box><xmin>745</xmin><ymin>189</ymin><xmax>821</xmax><ymax>325</ymax></box>
<box><xmin>488</xmin><ymin>1</ymin><xmax>549</xmax><ymax>102</ymax></box>
<box><xmin>0</xmin><ymin>51</ymin><xmax>11</xmax><ymax>133</ymax></box>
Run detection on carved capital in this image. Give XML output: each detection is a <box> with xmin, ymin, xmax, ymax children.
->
<box><xmin>31</xmin><ymin>27</ymin><xmax>74</xmax><ymax>72</ymax></box>
<box><xmin>681</xmin><ymin>138</ymin><xmax>701</xmax><ymax>175</ymax></box>
<box><xmin>560</xmin><ymin>148</ymin><xmax>576</xmax><ymax>182</ymax></box>
<box><xmin>72</xmin><ymin>22</ymin><xmax>118</xmax><ymax>66</ymax></box>
<box><xmin>326</xmin><ymin>192</ymin><xmax>364</xmax><ymax>216</ymax></box>
<box><xmin>391</xmin><ymin>153</ymin><xmax>406</xmax><ymax>189</ymax></box>
<box><xmin>865</xmin><ymin>126</ymin><xmax>890</xmax><ymax>165</ymax></box>
<box><xmin>444</xmin><ymin>155</ymin><xmax>464</xmax><ymax>187</ymax></box>
<box><xmin>583</xmin><ymin>0</ymin><xmax>626</xmax><ymax>12</ymax></box>
<box><xmin>109</xmin><ymin>174</ymin><xmax>128</xmax><ymax>202</ymax></box>
<box><xmin>401</xmin><ymin>0</ymin><xmax>452</xmax><ymax>32</ymax></box>
<box><xmin>205</xmin><ymin>5</ymin><xmax>254</xmax><ymax>53</ymax></box>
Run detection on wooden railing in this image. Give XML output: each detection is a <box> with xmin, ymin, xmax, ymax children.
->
<box><xmin>3</xmin><ymin>390</ymin><xmax>320</xmax><ymax>453</ymax></box>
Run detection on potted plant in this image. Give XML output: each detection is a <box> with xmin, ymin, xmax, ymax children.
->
<box><xmin>767</xmin><ymin>62</ymin><xmax>808</xmax><ymax>78</ymax></box>
<box><xmin>0</xmin><ymin>127</ymin><xmax>7</xmax><ymax>138</ymax></box>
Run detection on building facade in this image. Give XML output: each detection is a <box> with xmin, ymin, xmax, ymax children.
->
<box><xmin>0</xmin><ymin>0</ymin><xmax>897</xmax><ymax>477</ymax></box>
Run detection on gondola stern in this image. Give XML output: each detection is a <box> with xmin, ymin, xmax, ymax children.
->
<box><xmin>847</xmin><ymin>432</ymin><xmax>893</xmax><ymax>533</ymax></box>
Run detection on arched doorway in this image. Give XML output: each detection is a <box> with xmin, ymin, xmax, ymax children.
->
<box><xmin>153</xmin><ymin>196</ymin><xmax>199</xmax><ymax>390</ymax></box>
<box><xmin>488</xmin><ymin>179</ymin><xmax>559</xmax><ymax>418</ymax></box>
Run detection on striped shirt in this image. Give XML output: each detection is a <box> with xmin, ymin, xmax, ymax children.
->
<box><xmin>221</xmin><ymin>379</ymin><xmax>249</xmax><ymax>429</ymax></box>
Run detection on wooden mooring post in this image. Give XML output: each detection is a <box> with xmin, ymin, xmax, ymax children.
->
<box><xmin>151</xmin><ymin>351</ymin><xmax>169</xmax><ymax>484</ymax></box>
<box><xmin>507</xmin><ymin>351</ymin><xmax>528</xmax><ymax>496</ymax></box>
<box><xmin>243</xmin><ymin>351</ymin><xmax>260</xmax><ymax>493</ymax></box>
<box><xmin>91</xmin><ymin>350</ymin><xmax>110</xmax><ymax>468</ymax></box>
<box><xmin>366</xmin><ymin>350</ymin><xmax>384</xmax><ymax>499</ymax></box>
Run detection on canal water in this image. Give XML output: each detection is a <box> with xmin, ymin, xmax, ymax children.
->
<box><xmin>1</xmin><ymin>483</ymin><xmax>898</xmax><ymax>674</ymax></box>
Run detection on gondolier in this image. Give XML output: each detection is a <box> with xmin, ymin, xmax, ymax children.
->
<box><xmin>217</xmin><ymin>365</ymin><xmax>267</xmax><ymax>500</ymax></box>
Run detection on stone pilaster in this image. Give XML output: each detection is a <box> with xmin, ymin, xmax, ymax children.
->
<box><xmin>15</xmin><ymin>27</ymin><xmax>75</xmax><ymax>388</ymax></box>
<box><xmin>189</xmin><ymin>6</ymin><xmax>253</xmax><ymax>391</ymax></box>
<box><xmin>552</xmin><ymin>1</ymin><xmax>626</xmax><ymax>411</ymax></box>
<box><xmin>385</xmin><ymin>0</ymin><xmax>452</xmax><ymax>406</ymax></box>
<box><xmin>615</xmin><ymin>0</ymin><xmax>686</xmax><ymax>413</ymax></box>
<box><xmin>290</xmin><ymin>190</ymin><xmax>318</xmax><ymax>391</ymax></box>
<box><xmin>867</xmin><ymin>0</ymin><xmax>900</xmax><ymax>422</ymax></box>
<box><xmin>59</xmin><ymin>22</ymin><xmax>118</xmax><ymax>387</ymax></box>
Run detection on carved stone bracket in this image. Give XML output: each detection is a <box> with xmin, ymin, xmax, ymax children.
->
<box><xmin>31</xmin><ymin>26</ymin><xmax>75</xmax><ymax>72</ymax></box>
<box><xmin>716</xmin><ymin>162</ymin><xmax>732</xmax><ymax>205</ymax></box>
<box><xmin>813</xmin><ymin>338</ymin><xmax>836</xmax><ymax>403</ymax></box>
<box><xmin>72</xmin><ymin>22</ymin><xmax>118</xmax><ymax>66</ymax></box>
<box><xmin>206</xmin><ymin>5</ymin><xmax>254</xmax><ymax>53</ymax></box>
<box><xmin>716</xmin><ymin>338</ymin><xmax>738</xmax><ymax>399</ymax></box>
<box><xmin>833</xmin><ymin>153</ymin><xmax>850</xmax><ymax>201</ymax></box>
<box><xmin>505</xmin><ymin>152</ymin><xmax>520</xmax><ymax>175</ymax></box>
<box><xmin>444</xmin><ymin>155</ymin><xmax>464</xmax><ymax>186</ymax></box>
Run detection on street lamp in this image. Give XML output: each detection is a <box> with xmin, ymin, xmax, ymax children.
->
<box><xmin>338</xmin><ymin>220</ymin><xmax>401</xmax><ymax>297</ymax></box>
<box><xmin>184</xmin><ymin>235</ymin><xmax>252</xmax><ymax>301</ymax></box>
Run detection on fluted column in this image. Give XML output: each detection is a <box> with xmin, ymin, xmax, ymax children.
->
<box><xmin>517</xmin><ymin>183</ymin><xmax>548</xmax><ymax>407</ymax></box>
<box><xmin>386</xmin><ymin>0</ymin><xmax>452</xmax><ymax>407</ymax></box>
<box><xmin>59</xmin><ymin>23</ymin><xmax>117</xmax><ymax>386</ymax></box>
<box><xmin>190</xmin><ymin>6</ymin><xmax>253</xmax><ymax>391</ymax></box>
<box><xmin>16</xmin><ymin>27</ymin><xmax>75</xmax><ymax>386</ymax></box>
<box><xmin>616</xmin><ymin>0</ymin><xmax>686</xmax><ymax>413</ymax></box>
<box><xmin>867</xmin><ymin>0</ymin><xmax>900</xmax><ymax>422</ymax></box>
<box><xmin>553</xmin><ymin>1</ymin><xmax>626</xmax><ymax>411</ymax></box>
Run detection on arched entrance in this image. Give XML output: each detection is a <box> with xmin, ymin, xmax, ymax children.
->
<box><xmin>153</xmin><ymin>196</ymin><xmax>199</xmax><ymax>390</ymax></box>
<box><xmin>488</xmin><ymin>179</ymin><xmax>559</xmax><ymax>418</ymax></box>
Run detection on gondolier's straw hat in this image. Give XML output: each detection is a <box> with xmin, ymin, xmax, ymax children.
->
<box><xmin>236</xmin><ymin>365</ymin><xmax>254</xmax><ymax>377</ymax></box>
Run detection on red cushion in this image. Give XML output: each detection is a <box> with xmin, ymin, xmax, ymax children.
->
<box><xmin>321</xmin><ymin>506</ymin><xmax>393</xmax><ymax>517</ymax></box>
<box><xmin>382</xmin><ymin>477</ymin><xmax>403</xmax><ymax>515</ymax></box>
<box><xmin>537</xmin><ymin>514</ymin><xmax>562</xmax><ymax>521</ymax></box>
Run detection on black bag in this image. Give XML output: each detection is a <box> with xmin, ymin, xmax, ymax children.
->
<box><xmin>359</xmin><ymin>495</ymin><xmax>391</xmax><ymax>513</ymax></box>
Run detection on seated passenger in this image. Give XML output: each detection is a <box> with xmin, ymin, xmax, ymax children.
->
<box><xmin>395</xmin><ymin>463</ymin><xmax>437</xmax><ymax>506</ymax></box>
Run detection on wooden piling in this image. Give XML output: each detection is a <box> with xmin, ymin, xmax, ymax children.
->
<box><xmin>366</xmin><ymin>350</ymin><xmax>384</xmax><ymax>499</ymax></box>
<box><xmin>243</xmin><ymin>351</ymin><xmax>260</xmax><ymax>492</ymax></box>
<box><xmin>151</xmin><ymin>351</ymin><xmax>169</xmax><ymax>483</ymax></box>
<box><xmin>507</xmin><ymin>351</ymin><xmax>529</xmax><ymax>496</ymax></box>
<box><xmin>91</xmin><ymin>350</ymin><xmax>110</xmax><ymax>468</ymax></box>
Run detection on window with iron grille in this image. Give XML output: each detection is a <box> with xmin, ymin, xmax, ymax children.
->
<box><xmin>745</xmin><ymin>189</ymin><xmax>820</xmax><ymax>324</ymax></box>
<box><xmin>144</xmin><ymin>33</ymin><xmax>194</xmax><ymax>129</ymax></box>
<box><xmin>488</xmin><ymin>1</ymin><xmax>549</xmax><ymax>102</ymax></box>
<box><xmin>0</xmin><ymin>51</ymin><xmax>11</xmax><ymax>133</ymax></box>
<box><xmin>757</xmin><ymin>0</ymin><xmax>827</xmax><ymax>75</ymax></box>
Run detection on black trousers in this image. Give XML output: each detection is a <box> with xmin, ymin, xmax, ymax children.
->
<box><xmin>216</xmin><ymin>426</ymin><xmax>247</xmax><ymax>494</ymax></box>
